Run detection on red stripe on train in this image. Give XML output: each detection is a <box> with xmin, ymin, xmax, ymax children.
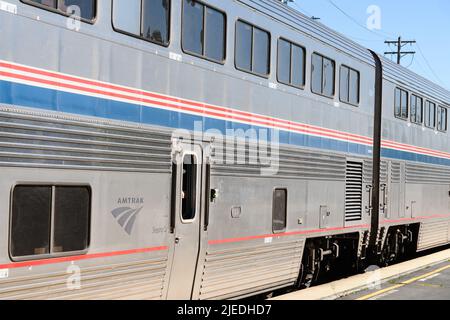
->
<box><xmin>0</xmin><ymin>61</ymin><xmax>375</xmax><ymax>144</ymax></box>
<box><xmin>208</xmin><ymin>214</ymin><xmax>450</xmax><ymax>245</ymax></box>
<box><xmin>0</xmin><ymin>246</ymin><xmax>168</xmax><ymax>270</ymax></box>
<box><xmin>3</xmin><ymin>64</ymin><xmax>450</xmax><ymax>159</ymax></box>
<box><xmin>0</xmin><ymin>70</ymin><xmax>372</xmax><ymax>146</ymax></box>
<box><xmin>208</xmin><ymin>224</ymin><xmax>370</xmax><ymax>245</ymax></box>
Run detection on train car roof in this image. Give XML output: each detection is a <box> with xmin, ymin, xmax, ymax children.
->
<box><xmin>244</xmin><ymin>0</ymin><xmax>450</xmax><ymax>105</ymax></box>
<box><xmin>380</xmin><ymin>55</ymin><xmax>450</xmax><ymax>104</ymax></box>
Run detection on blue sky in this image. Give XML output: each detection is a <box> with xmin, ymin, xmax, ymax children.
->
<box><xmin>289</xmin><ymin>0</ymin><xmax>450</xmax><ymax>90</ymax></box>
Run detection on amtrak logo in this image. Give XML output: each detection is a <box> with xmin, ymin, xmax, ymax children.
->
<box><xmin>111</xmin><ymin>197</ymin><xmax>144</xmax><ymax>235</ymax></box>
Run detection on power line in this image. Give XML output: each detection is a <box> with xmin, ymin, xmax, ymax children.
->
<box><xmin>290</xmin><ymin>0</ymin><xmax>448</xmax><ymax>89</ymax></box>
<box><xmin>290</xmin><ymin>1</ymin><xmax>390</xmax><ymax>44</ymax></box>
<box><xmin>326</xmin><ymin>0</ymin><xmax>395</xmax><ymax>39</ymax></box>
<box><xmin>405</xmin><ymin>54</ymin><xmax>415</xmax><ymax>69</ymax></box>
<box><xmin>416</xmin><ymin>43</ymin><xmax>447</xmax><ymax>88</ymax></box>
<box><xmin>384</xmin><ymin>37</ymin><xmax>416</xmax><ymax>65</ymax></box>
<box><xmin>289</xmin><ymin>1</ymin><xmax>319</xmax><ymax>21</ymax></box>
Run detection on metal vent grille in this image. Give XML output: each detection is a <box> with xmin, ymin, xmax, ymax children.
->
<box><xmin>345</xmin><ymin>161</ymin><xmax>363</xmax><ymax>222</ymax></box>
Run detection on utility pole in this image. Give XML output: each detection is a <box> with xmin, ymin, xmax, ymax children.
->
<box><xmin>384</xmin><ymin>37</ymin><xmax>416</xmax><ymax>65</ymax></box>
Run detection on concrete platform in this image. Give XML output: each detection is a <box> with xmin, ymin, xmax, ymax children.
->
<box><xmin>340</xmin><ymin>261</ymin><xmax>450</xmax><ymax>300</ymax></box>
<box><xmin>271</xmin><ymin>249</ymin><xmax>450</xmax><ymax>300</ymax></box>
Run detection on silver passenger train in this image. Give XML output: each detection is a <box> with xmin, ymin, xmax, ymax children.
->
<box><xmin>0</xmin><ymin>0</ymin><xmax>450</xmax><ymax>300</ymax></box>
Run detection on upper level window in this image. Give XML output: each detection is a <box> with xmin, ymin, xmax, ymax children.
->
<box><xmin>277</xmin><ymin>38</ymin><xmax>305</xmax><ymax>88</ymax></box>
<box><xmin>394</xmin><ymin>88</ymin><xmax>408</xmax><ymax>120</ymax></box>
<box><xmin>437</xmin><ymin>106</ymin><xmax>448</xmax><ymax>132</ymax></box>
<box><xmin>113</xmin><ymin>0</ymin><xmax>170</xmax><ymax>46</ymax></box>
<box><xmin>410</xmin><ymin>94</ymin><xmax>423</xmax><ymax>124</ymax></box>
<box><xmin>11</xmin><ymin>185</ymin><xmax>91</xmax><ymax>259</ymax></box>
<box><xmin>340</xmin><ymin>65</ymin><xmax>360</xmax><ymax>105</ymax></box>
<box><xmin>182</xmin><ymin>0</ymin><xmax>226</xmax><ymax>63</ymax></box>
<box><xmin>235</xmin><ymin>20</ymin><xmax>270</xmax><ymax>77</ymax></box>
<box><xmin>311</xmin><ymin>53</ymin><xmax>335</xmax><ymax>97</ymax></box>
<box><xmin>22</xmin><ymin>0</ymin><xmax>96</xmax><ymax>21</ymax></box>
<box><xmin>425</xmin><ymin>100</ymin><xmax>436</xmax><ymax>128</ymax></box>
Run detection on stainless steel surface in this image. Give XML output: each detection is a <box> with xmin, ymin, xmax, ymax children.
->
<box><xmin>0</xmin><ymin>0</ymin><xmax>449</xmax><ymax>300</ymax></box>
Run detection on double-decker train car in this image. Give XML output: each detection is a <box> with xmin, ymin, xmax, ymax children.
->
<box><xmin>0</xmin><ymin>0</ymin><xmax>449</xmax><ymax>300</ymax></box>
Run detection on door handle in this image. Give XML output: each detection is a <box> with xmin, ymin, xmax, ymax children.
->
<box><xmin>366</xmin><ymin>185</ymin><xmax>373</xmax><ymax>214</ymax></box>
<box><xmin>380</xmin><ymin>184</ymin><xmax>387</xmax><ymax>212</ymax></box>
<box><xmin>175</xmin><ymin>237</ymin><xmax>180</xmax><ymax>244</ymax></box>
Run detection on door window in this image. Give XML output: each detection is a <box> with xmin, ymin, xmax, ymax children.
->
<box><xmin>181</xmin><ymin>154</ymin><xmax>198</xmax><ymax>221</ymax></box>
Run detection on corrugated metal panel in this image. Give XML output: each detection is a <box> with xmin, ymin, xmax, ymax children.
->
<box><xmin>211</xmin><ymin>142</ymin><xmax>346</xmax><ymax>180</ymax></box>
<box><xmin>0</xmin><ymin>106</ymin><xmax>172</xmax><ymax>173</ymax></box>
<box><xmin>391</xmin><ymin>162</ymin><xmax>401</xmax><ymax>183</ymax></box>
<box><xmin>417</xmin><ymin>220</ymin><xmax>450</xmax><ymax>251</ymax></box>
<box><xmin>0</xmin><ymin>257</ymin><xmax>168</xmax><ymax>300</ymax></box>
<box><xmin>345</xmin><ymin>161</ymin><xmax>363</xmax><ymax>222</ymax></box>
<box><xmin>198</xmin><ymin>240</ymin><xmax>303</xmax><ymax>300</ymax></box>
<box><xmin>363</xmin><ymin>160</ymin><xmax>388</xmax><ymax>184</ymax></box>
<box><xmin>406</xmin><ymin>163</ymin><xmax>450</xmax><ymax>184</ymax></box>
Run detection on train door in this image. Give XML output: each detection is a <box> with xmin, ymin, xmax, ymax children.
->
<box><xmin>167</xmin><ymin>142</ymin><xmax>203</xmax><ymax>300</ymax></box>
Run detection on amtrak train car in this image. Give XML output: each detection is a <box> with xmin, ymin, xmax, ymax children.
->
<box><xmin>0</xmin><ymin>0</ymin><xmax>449</xmax><ymax>300</ymax></box>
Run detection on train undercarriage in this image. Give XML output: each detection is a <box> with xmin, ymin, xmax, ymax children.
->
<box><xmin>266</xmin><ymin>224</ymin><xmax>421</xmax><ymax>298</ymax></box>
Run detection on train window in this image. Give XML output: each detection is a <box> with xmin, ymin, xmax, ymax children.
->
<box><xmin>182</xmin><ymin>0</ymin><xmax>203</xmax><ymax>56</ymax></box>
<box><xmin>253</xmin><ymin>28</ymin><xmax>270</xmax><ymax>75</ymax></box>
<box><xmin>113</xmin><ymin>0</ymin><xmax>140</xmax><ymax>35</ymax></box>
<box><xmin>323</xmin><ymin>58</ymin><xmax>335</xmax><ymax>97</ymax></box>
<box><xmin>311</xmin><ymin>53</ymin><xmax>335</xmax><ymax>97</ymax></box>
<box><xmin>11</xmin><ymin>186</ymin><xmax>52</xmax><ymax>257</ymax></box>
<box><xmin>58</xmin><ymin>0</ymin><xmax>95</xmax><ymax>20</ymax></box>
<box><xmin>22</xmin><ymin>0</ymin><xmax>96</xmax><ymax>21</ymax></box>
<box><xmin>235</xmin><ymin>20</ymin><xmax>270</xmax><ymax>77</ymax></box>
<box><xmin>394</xmin><ymin>88</ymin><xmax>408</xmax><ymax>120</ymax></box>
<box><xmin>142</xmin><ymin>0</ymin><xmax>170</xmax><ymax>45</ymax></box>
<box><xmin>272</xmin><ymin>189</ymin><xmax>287</xmax><ymax>233</ymax></box>
<box><xmin>236</xmin><ymin>21</ymin><xmax>253</xmax><ymax>72</ymax></box>
<box><xmin>437</xmin><ymin>106</ymin><xmax>448</xmax><ymax>132</ymax></box>
<box><xmin>340</xmin><ymin>67</ymin><xmax>349</xmax><ymax>102</ymax></box>
<box><xmin>340</xmin><ymin>65</ymin><xmax>360</xmax><ymax>105</ymax></box>
<box><xmin>181</xmin><ymin>155</ymin><xmax>197</xmax><ymax>221</ymax></box>
<box><xmin>277</xmin><ymin>38</ymin><xmax>305</xmax><ymax>88</ymax></box>
<box><xmin>311</xmin><ymin>54</ymin><xmax>323</xmax><ymax>95</ymax></box>
<box><xmin>182</xmin><ymin>0</ymin><xmax>226</xmax><ymax>63</ymax></box>
<box><xmin>278</xmin><ymin>40</ymin><xmax>291</xmax><ymax>84</ymax></box>
<box><xmin>112</xmin><ymin>0</ymin><xmax>170</xmax><ymax>46</ymax></box>
<box><xmin>410</xmin><ymin>95</ymin><xmax>424</xmax><ymax>124</ymax></box>
<box><xmin>291</xmin><ymin>45</ymin><xmax>305</xmax><ymax>87</ymax></box>
<box><xmin>205</xmin><ymin>6</ymin><xmax>226</xmax><ymax>61</ymax></box>
<box><xmin>425</xmin><ymin>100</ymin><xmax>436</xmax><ymax>128</ymax></box>
<box><xmin>53</xmin><ymin>187</ymin><xmax>90</xmax><ymax>253</ymax></box>
<box><xmin>10</xmin><ymin>185</ymin><xmax>91</xmax><ymax>259</ymax></box>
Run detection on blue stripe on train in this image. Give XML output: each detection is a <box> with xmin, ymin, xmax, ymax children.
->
<box><xmin>1</xmin><ymin>79</ymin><xmax>450</xmax><ymax>167</ymax></box>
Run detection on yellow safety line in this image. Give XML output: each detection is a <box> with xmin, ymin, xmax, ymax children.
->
<box><xmin>356</xmin><ymin>264</ymin><xmax>450</xmax><ymax>300</ymax></box>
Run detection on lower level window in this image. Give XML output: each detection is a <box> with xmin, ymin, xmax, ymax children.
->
<box><xmin>272</xmin><ymin>189</ymin><xmax>287</xmax><ymax>233</ymax></box>
<box><xmin>11</xmin><ymin>185</ymin><xmax>91</xmax><ymax>259</ymax></box>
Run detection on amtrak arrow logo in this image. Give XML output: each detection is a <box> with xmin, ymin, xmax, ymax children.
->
<box><xmin>111</xmin><ymin>207</ymin><xmax>143</xmax><ymax>235</ymax></box>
